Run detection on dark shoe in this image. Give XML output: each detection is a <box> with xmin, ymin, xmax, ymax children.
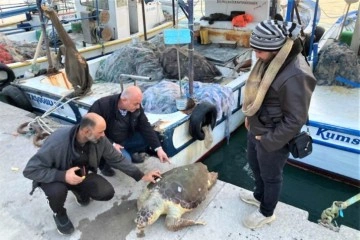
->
<box><xmin>131</xmin><ymin>152</ymin><xmax>146</xmax><ymax>164</ymax></box>
<box><xmin>100</xmin><ymin>164</ymin><xmax>115</xmax><ymax>176</ymax></box>
<box><xmin>72</xmin><ymin>191</ymin><xmax>90</xmax><ymax>206</ymax></box>
<box><xmin>53</xmin><ymin>212</ymin><xmax>74</xmax><ymax>235</ymax></box>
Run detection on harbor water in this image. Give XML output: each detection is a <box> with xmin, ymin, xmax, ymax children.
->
<box><xmin>203</xmin><ymin>125</ymin><xmax>360</xmax><ymax>231</ymax></box>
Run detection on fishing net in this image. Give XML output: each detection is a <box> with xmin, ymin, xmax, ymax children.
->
<box><xmin>142</xmin><ymin>79</ymin><xmax>235</xmax><ymax>142</ymax></box>
<box><xmin>314</xmin><ymin>42</ymin><xmax>360</xmax><ymax>88</ymax></box>
<box><xmin>0</xmin><ymin>33</ymin><xmax>46</xmax><ymax>64</ymax></box>
<box><xmin>95</xmin><ymin>41</ymin><xmax>164</xmax><ymax>83</ymax></box>
<box><xmin>95</xmin><ymin>34</ymin><xmax>222</xmax><ymax>84</ymax></box>
<box><xmin>183</xmin><ymin>81</ymin><xmax>235</xmax><ymax>121</ymax></box>
<box><xmin>142</xmin><ymin>80</ymin><xmax>181</xmax><ymax>114</ymax></box>
<box><xmin>142</xmin><ymin>79</ymin><xmax>235</xmax><ymax>121</ymax></box>
<box><xmin>160</xmin><ymin>46</ymin><xmax>222</xmax><ymax>83</ymax></box>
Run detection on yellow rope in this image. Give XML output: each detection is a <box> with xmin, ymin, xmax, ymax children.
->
<box><xmin>318</xmin><ymin>193</ymin><xmax>360</xmax><ymax>232</ymax></box>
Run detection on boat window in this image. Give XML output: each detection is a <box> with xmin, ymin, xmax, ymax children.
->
<box><xmin>80</xmin><ymin>0</ymin><xmax>110</xmax><ymax>10</ymax></box>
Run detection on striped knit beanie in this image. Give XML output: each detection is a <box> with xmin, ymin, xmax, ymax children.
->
<box><xmin>250</xmin><ymin>20</ymin><xmax>301</xmax><ymax>51</ymax></box>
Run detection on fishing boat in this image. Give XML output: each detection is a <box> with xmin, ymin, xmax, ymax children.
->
<box><xmin>6</xmin><ymin>0</ymin><xmax>356</xmax><ymax>182</ymax></box>
<box><xmin>287</xmin><ymin>2</ymin><xmax>360</xmax><ymax>186</ymax></box>
<box><xmin>0</xmin><ymin>1</ymin><xmax>76</xmax><ymax>33</ymax></box>
<box><xmin>0</xmin><ymin>0</ymin><xmax>278</xmax><ymax>166</ymax></box>
<box><xmin>1</xmin><ymin>0</ymin><xmax>175</xmax><ymax>79</ymax></box>
<box><xmin>0</xmin><ymin>43</ymin><xmax>250</xmax><ymax>167</ymax></box>
<box><xmin>317</xmin><ymin>9</ymin><xmax>358</xmax><ymax>52</ymax></box>
<box><xmin>279</xmin><ymin>0</ymin><xmax>321</xmax><ymax>34</ymax></box>
<box><xmin>196</xmin><ymin>0</ymin><xmax>320</xmax><ymax>45</ymax></box>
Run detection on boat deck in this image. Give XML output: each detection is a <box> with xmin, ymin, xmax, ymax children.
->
<box><xmin>1</xmin><ymin>102</ymin><xmax>359</xmax><ymax>239</ymax></box>
<box><xmin>309</xmin><ymin>85</ymin><xmax>360</xmax><ymax>130</ymax></box>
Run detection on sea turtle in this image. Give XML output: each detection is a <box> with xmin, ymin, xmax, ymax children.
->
<box><xmin>135</xmin><ymin>162</ymin><xmax>218</xmax><ymax>233</ymax></box>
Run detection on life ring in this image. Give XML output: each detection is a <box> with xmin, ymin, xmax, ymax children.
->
<box><xmin>0</xmin><ymin>63</ymin><xmax>15</xmax><ymax>91</ymax></box>
<box><xmin>189</xmin><ymin>101</ymin><xmax>217</xmax><ymax>140</ymax></box>
<box><xmin>1</xmin><ymin>85</ymin><xmax>33</xmax><ymax>112</ymax></box>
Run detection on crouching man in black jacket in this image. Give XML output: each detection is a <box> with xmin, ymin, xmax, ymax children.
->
<box><xmin>89</xmin><ymin>85</ymin><xmax>170</xmax><ymax>177</ymax></box>
<box><xmin>23</xmin><ymin>112</ymin><xmax>161</xmax><ymax>235</ymax></box>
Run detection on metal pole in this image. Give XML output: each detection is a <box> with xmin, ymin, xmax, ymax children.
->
<box><xmin>36</xmin><ymin>0</ymin><xmax>54</xmax><ymax>71</ymax></box>
<box><xmin>188</xmin><ymin>0</ymin><xmax>194</xmax><ymax>96</ymax></box>
<box><xmin>336</xmin><ymin>1</ymin><xmax>353</xmax><ymax>41</ymax></box>
<box><xmin>350</xmin><ymin>3</ymin><xmax>360</xmax><ymax>54</ymax></box>
<box><xmin>307</xmin><ymin>0</ymin><xmax>320</xmax><ymax>60</ymax></box>
<box><xmin>141</xmin><ymin>0</ymin><xmax>148</xmax><ymax>40</ymax></box>
<box><xmin>285</xmin><ymin>0</ymin><xmax>294</xmax><ymax>22</ymax></box>
<box><xmin>172</xmin><ymin>0</ymin><xmax>176</xmax><ymax>26</ymax></box>
<box><xmin>270</xmin><ymin>0</ymin><xmax>277</xmax><ymax>19</ymax></box>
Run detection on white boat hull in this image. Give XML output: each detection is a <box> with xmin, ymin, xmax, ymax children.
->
<box><xmin>290</xmin><ymin>122</ymin><xmax>360</xmax><ymax>184</ymax></box>
<box><xmin>289</xmin><ymin>85</ymin><xmax>360</xmax><ymax>185</ymax></box>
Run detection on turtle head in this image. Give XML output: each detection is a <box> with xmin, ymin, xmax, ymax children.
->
<box><xmin>135</xmin><ymin>208</ymin><xmax>151</xmax><ymax>229</ymax></box>
<box><xmin>135</xmin><ymin>207</ymin><xmax>160</xmax><ymax>230</ymax></box>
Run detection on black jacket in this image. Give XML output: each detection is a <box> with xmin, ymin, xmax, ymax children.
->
<box><xmin>88</xmin><ymin>93</ymin><xmax>161</xmax><ymax>150</ymax></box>
<box><xmin>248</xmin><ymin>40</ymin><xmax>316</xmax><ymax>152</ymax></box>
<box><xmin>23</xmin><ymin>125</ymin><xmax>144</xmax><ymax>185</ymax></box>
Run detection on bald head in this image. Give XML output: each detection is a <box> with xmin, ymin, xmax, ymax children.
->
<box><xmin>78</xmin><ymin>113</ymin><xmax>106</xmax><ymax>144</ymax></box>
<box><xmin>122</xmin><ymin>85</ymin><xmax>142</xmax><ymax>99</ymax></box>
<box><xmin>80</xmin><ymin>112</ymin><xmax>106</xmax><ymax>129</ymax></box>
<box><xmin>120</xmin><ymin>85</ymin><xmax>143</xmax><ymax>112</ymax></box>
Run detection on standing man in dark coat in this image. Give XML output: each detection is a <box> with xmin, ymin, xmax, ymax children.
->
<box><xmin>240</xmin><ymin>20</ymin><xmax>316</xmax><ymax>229</ymax></box>
<box><xmin>89</xmin><ymin>85</ymin><xmax>169</xmax><ymax>176</ymax></box>
<box><xmin>23</xmin><ymin>113</ymin><xmax>161</xmax><ymax>235</ymax></box>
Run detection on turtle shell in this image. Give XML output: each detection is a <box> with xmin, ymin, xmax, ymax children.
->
<box><xmin>147</xmin><ymin>163</ymin><xmax>211</xmax><ymax>209</ymax></box>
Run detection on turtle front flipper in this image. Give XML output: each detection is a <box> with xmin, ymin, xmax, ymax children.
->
<box><xmin>165</xmin><ymin>216</ymin><xmax>205</xmax><ymax>231</ymax></box>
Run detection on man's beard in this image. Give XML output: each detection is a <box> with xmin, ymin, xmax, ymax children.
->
<box><xmin>260</xmin><ymin>52</ymin><xmax>277</xmax><ymax>64</ymax></box>
<box><xmin>88</xmin><ymin>134</ymin><xmax>101</xmax><ymax>143</ymax></box>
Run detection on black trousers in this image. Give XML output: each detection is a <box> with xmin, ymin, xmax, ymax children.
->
<box><xmin>247</xmin><ymin>132</ymin><xmax>289</xmax><ymax>217</ymax></box>
<box><xmin>100</xmin><ymin>132</ymin><xmax>148</xmax><ymax>169</ymax></box>
<box><xmin>40</xmin><ymin>173</ymin><xmax>115</xmax><ymax>215</ymax></box>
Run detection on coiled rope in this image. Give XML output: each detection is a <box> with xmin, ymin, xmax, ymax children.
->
<box><xmin>318</xmin><ymin>193</ymin><xmax>360</xmax><ymax>231</ymax></box>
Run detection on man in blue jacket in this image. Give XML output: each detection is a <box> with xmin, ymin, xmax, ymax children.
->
<box><xmin>23</xmin><ymin>112</ymin><xmax>161</xmax><ymax>235</ymax></box>
<box><xmin>89</xmin><ymin>85</ymin><xmax>169</xmax><ymax>176</ymax></box>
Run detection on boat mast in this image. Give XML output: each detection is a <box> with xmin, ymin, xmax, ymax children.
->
<box><xmin>37</xmin><ymin>0</ymin><xmax>56</xmax><ymax>73</ymax></box>
<box><xmin>188</xmin><ymin>0</ymin><xmax>194</xmax><ymax>96</ymax></box>
<box><xmin>307</xmin><ymin>0</ymin><xmax>320</xmax><ymax>59</ymax></box>
<box><xmin>140</xmin><ymin>0</ymin><xmax>148</xmax><ymax>41</ymax></box>
<box><xmin>349</xmin><ymin>1</ymin><xmax>360</xmax><ymax>55</ymax></box>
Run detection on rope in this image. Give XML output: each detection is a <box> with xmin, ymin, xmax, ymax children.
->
<box><xmin>32</xmin><ymin>93</ymin><xmax>78</xmax><ymax>134</ymax></box>
<box><xmin>17</xmin><ymin>93</ymin><xmax>78</xmax><ymax>146</ymax></box>
<box><xmin>318</xmin><ymin>193</ymin><xmax>360</xmax><ymax>232</ymax></box>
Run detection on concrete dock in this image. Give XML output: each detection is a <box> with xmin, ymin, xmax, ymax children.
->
<box><xmin>0</xmin><ymin>101</ymin><xmax>359</xmax><ymax>240</ymax></box>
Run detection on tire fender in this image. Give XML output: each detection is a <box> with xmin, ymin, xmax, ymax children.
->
<box><xmin>0</xmin><ymin>63</ymin><xmax>15</xmax><ymax>91</ymax></box>
<box><xmin>189</xmin><ymin>101</ymin><xmax>217</xmax><ymax>140</ymax></box>
<box><xmin>1</xmin><ymin>85</ymin><xmax>33</xmax><ymax>112</ymax></box>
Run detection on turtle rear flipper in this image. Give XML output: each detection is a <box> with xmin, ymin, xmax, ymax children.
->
<box><xmin>165</xmin><ymin>216</ymin><xmax>205</xmax><ymax>231</ymax></box>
